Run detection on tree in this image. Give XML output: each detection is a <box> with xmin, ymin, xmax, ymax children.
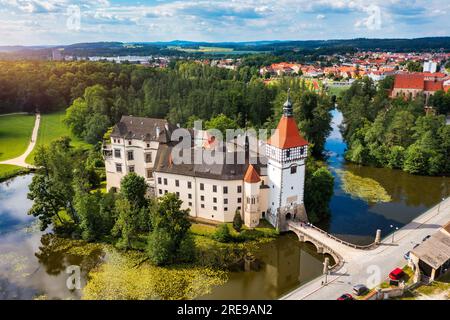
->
<box><xmin>112</xmin><ymin>198</ymin><xmax>139</xmax><ymax>250</ymax></box>
<box><xmin>205</xmin><ymin>114</ymin><xmax>239</xmax><ymax>138</ymax></box>
<box><xmin>213</xmin><ymin>223</ymin><xmax>232</xmax><ymax>243</ymax></box>
<box><xmin>403</xmin><ymin>144</ymin><xmax>428</xmax><ymax>175</ymax></box>
<box><xmin>146</xmin><ymin>228</ymin><xmax>176</xmax><ymax>265</ymax></box>
<box><xmin>406</xmin><ymin>61</ymin><xmax>422</xmax><ymax>72</ymax></box>
<box><xmin>147</xmin><ymin>193</ymin><xmax>192</xmax><ymax>262</ymax></box>
<box><xmin>232</xmin><ymin>209</ymin><xmax>243</xmax><ymax>232</ymax></box>
<box><xmin>120</xmin><ymin>173</ymin><xmax>148</xmax><ymax>209</ymax></box>
<box><xmin>27</xmin><ymin>138</ymin><xmax>79</xmax><ymax>230</ymax></box>
<box><xmin>304</xmin><ymin>162</ymin><xmax>334</xmax><ymax>223</ymax></box>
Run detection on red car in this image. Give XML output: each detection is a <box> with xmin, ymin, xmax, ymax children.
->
<box><xmin>389</xmin><ymin>268</ymin><xmax>405</xmax><ymax>281</ymax></box>
<box><xmin>337</xmin><ymin>293</ymin><xmax>354</xmax><ymax>300</ymax></box>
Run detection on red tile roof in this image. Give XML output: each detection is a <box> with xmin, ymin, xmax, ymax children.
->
<box><xmin>244</xmin><ymin>164</ymin><xmax>261</xmax><ymax>183</ymax></box>
<box><xmin>424</xmin><ymin>80</ymin><xmax>443</xmax><ymax>92</ymax></box>
<box><xmin>394</xmin><ymin>73</ymin><xmax>424</xmax><ymax>89</ymax></box>
<box><xmin>267</xmin><ymin>116</ymin><xmax>308</xmax><ymax>149</ymax></box>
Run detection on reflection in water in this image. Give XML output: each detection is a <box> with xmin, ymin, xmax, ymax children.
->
<box><xmin>322</xmin><ymin>110</ymin><xmax>450</xmax><ymax>245</ymax></box>
<box><xmin>200</xmin><ymin>234</ymin><xmax>328</xmax><ymax>300</ymax></box>
<box><xmin>0</xmin><ymin>175</ymin><xmax>34</xmax><ymax>234</ymax></box>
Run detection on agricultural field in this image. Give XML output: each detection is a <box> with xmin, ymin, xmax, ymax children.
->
<box><xmin>0</xmin><ymin>114</ymin><xmax>35</xmax><ymax>161</ymax></box>
<box><xmin>26</xmin><ymin>111</ymin><xmax>91</xmax><ymax>164</ymax></box>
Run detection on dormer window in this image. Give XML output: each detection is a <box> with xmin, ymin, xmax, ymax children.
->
<box><xmin>128</xmin><ymin>140</ymin><xmax>132</xmax><ymax>145</ymax></box>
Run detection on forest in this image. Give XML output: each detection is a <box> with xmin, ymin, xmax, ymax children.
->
<box><xmin>340</xmin><ymin>77</ymin><xmax>450</xmax><ymax>176</ymax></box>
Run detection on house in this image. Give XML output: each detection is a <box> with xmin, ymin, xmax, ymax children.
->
<box><xmin>409</xmin><ymin>221</ymin><xmax>450</xmax><ymax>282</ymax></box>
<box><xmin>103</xmin><ymin>95</ymin><xmax>309</xmax><ymax>229</ymax></box>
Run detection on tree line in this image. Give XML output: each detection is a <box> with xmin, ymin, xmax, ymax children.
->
<box><xmin>340</xmin><ymin>77</ymin><xmax>450</xmax><ymax>176</ymax></box>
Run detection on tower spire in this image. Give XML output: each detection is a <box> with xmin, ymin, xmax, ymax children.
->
<box><xmin>283</xmin><ymin>88</ymin><xmax>293</xmax><ymax>117</ymax></box>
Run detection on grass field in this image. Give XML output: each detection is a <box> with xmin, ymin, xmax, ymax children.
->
<box><xmin>26</xmin><ymin>111</ymin><xmax>91</xmax><ymax>164</ymax></box>
<box><xmin>0</xmin><ymin>114</ymin><xmax>35</xmax><ymax>161</ymax></box>
<box><xmin>0</xmin><ymin>164</ymin><xmax>30</xmax><ymax>182</ymax></box>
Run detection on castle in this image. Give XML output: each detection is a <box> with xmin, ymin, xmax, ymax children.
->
<box><xmin>103</xmin><ymin>94</ymin><xmax>309</xmax><ymax>230</ymax></box>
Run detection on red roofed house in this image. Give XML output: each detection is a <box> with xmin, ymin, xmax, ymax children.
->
<box><xmin>391</xmin><ymin>72</ymin><xmax>445</xmax><ymax>103</ymax></box>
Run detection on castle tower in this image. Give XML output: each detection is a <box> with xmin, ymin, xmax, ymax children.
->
<box><xmin>243</xmin><ymin>164</ymin><xmax>261</xmax><ymax>228</ymax></box>
<box><xmin>266</xmin><ymin>90</ymin><xmax>309</xmax><ymax>230</ymax></box>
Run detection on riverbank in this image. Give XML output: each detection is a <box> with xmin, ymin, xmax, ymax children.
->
<box><xmin>0</xmin><ymin>165</ymin><xmax>32</xmax><ymax>183</ymax></box>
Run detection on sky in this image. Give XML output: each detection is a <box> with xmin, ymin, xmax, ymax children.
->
<box><xmin>0</xmin><ymin>0</ymin><xmax>449</xmax><ymax>46</ymax></box>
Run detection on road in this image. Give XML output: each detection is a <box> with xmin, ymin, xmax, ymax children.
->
<box><xmin>282</xmin><ymin>197</ymin><xmax>450</xmax><ymax>300</ymax></box>
<box><xmin>0</xmin><ymin>113</ymin><xmax>40</xmax><ymax>168</ymax></box>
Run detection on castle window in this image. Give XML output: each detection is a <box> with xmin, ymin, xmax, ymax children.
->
<box><xmin>163</xmin><ymin>178</ymin><xmax>167</xmax><ymax>185</ymax></box>
<box><xmin>147</xmin><ymin>169</ymin><xmax>152</xmax><ymax>179</ymax></box>
<box><xmin>201</xmin><ymin>204</ymin><xmax>205</xmax><ymax>208</ymax></box>
<box><xmin>200</xmin><ymin>183</ymin><xmax>204</xmax><ymax>191</ymax></box>
<box><xmin>127</xmin><ymin>151</ymin><xmax>134</xmax><ymax>161</ymax></box>
<box><xmin>237</xmin><ymin>197</ymin><xmax>242</xmax><ymax>203</ymax></box>
<box><xmin>224</xmin><ymin>198</ymin><xmax>228</xmax><ymax>204</ymax></box>
<box><xmin>145</xmin><ymin>153</ymin><xmax>152</xmax><ymax>163</ymax></box>
<box><xmin>159</xmin><ymin>189</ymin><xmax>162</xmax><ymax>195</ymax></box>
<box><xmin>176</xmin><ymin>192</ymin><xmax>180</xmax><ymax>198</ymax></box>
<box><xmin>224</xmin><ymin>207</ymin><xmax>228</xmax><ymax>211</ymax></box>
<box><xmin>223</xmin><ymin>186</ymin><xmax>228</xmax><ymax>194</ymax></box>
<box><xmin>189</xmin><ymin>202</ymin><xmax>192</xmax><ymax>207</ymax></box>
<box><xmin>213</xmin><ymin>206</ymin><xmax>217</xmax><ymax>211</ymax></box>
<box><xmin>114</xmin><ymin>149</ymin><xmax>121</xmax><ymax>158</ymax></box>
<box><xmin>286</xmin><ymin>150</ymin><xmax>291</xmax><ymax>158</ymax></box>
<box><xmin>128</xmin><ymin>166</ymin><xmax>135</xmax><ymax>173</ymax></box>
<box><xmin>201</xmin><ymin>195</ymin><xmax>205</xmax><ymax>201</ymax></box>
<box><xmin>213</xmin><ymin>197</ymin><xmax>217</xmax><ymax>203</ymax></box>
<box><xmin>291</xmin><ymin>166</ymin><xmax>297</xmax><ymax>174</ymax></box>
<box><xmin>158</xmin><ymin>177</ymin><xmax>162</xmax><ymax>184</ymax></box>
<box><xmin>188</xmin><ymin>194</ymin><xmax>192</xmax><ymax>199</ymax></box>
<box><xmin>115</xmin><ymin>163</ymin><xmax>122</xmax><ymax>173</ymax></box>
<box><xmin>213</xmin><ymin>185</ymin><xmax>217</xmax><ymax>193</ymax></box>
<box><xmin>237</xmin><ymin>186</ymin><xmax>242</xmax><ymax>193</ymax></box>
<box><xmin>300</xmin><ymin>148</ymin><xmax>304</xmax><ymax>155</ymax></box>
<box><xmin>175</xmin><ymin>180</ymin><xmax>179</xmax><ymax>187</ymax></box>
<box><xmin>188</xmin><ymin>181</ymin><xmax>192</xmax><ymax>189</ymax></box>
<box><xmin>164</xmin><ymin>190</ymin><xmax>168</xmax><ymax>194</ymax></box>
<box><xmin>128</xmin><ymin>140</ymin><xmax>132</xmax><ymax>146</ymax></box>
<box><xmin>147</xmin><ymin>143</ymin><xmax>150</xmax><ymax>148</ymax></box>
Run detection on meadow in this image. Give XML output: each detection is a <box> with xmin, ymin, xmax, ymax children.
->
<box><xmin>26</xmin><ymin>111</ymin><xmax>91</xmax><ymax>164</ymax></box>
<box><xmin>0</xmin><ymin>113</ymin><xmax>35</xmax><ymax>161</ymax></box>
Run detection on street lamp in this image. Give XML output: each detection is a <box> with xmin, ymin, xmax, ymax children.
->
<box><xmin>390</xmin><ymin>225</ymin><xmax>399</xmax><ymax>243</ymax></box>
<box><xmin>437</xmin><ymin>197</ymin><xmax>445</xmax><ymax>215</ymax></box>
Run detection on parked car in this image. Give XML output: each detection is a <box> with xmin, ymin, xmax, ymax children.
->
<box><xmin>352</xmin><ymin>284</ymin><xmax>369</xmax><ymax>296</ymax></box>
<box><xmin>337</xmin><ymin>293</ymin><xmax>354</xmax><ymax>300</ymax></box>
<box><xmin>389</xmin><ymin>268</ymin><xmax>405</xmax><ymax>281</ymax></box>
<box><xmin>422</xmin><ymin>235</ymin><xmax>431</xmax><ymax>242</ymax></box>
<box><xmin>404</xmin><ymin>251</ymin><xmax>410</xmax><ymax>260</ymax></box>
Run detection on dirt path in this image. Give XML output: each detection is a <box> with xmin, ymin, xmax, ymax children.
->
<box><xmin>0</xmin><ymin>113</ymin><xmax>40</xmax><ymax>168</ymax></box>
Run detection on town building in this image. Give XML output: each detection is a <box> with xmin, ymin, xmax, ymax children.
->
<box><xmin>103</xmin><ymin>94</ymin><xmax>309</xmax><ymax>229</ymax></box>
<box><xmin>409</xmin><ymin>221</ymin><xmax>450</xmax><ymax>282</ymax></box>
<box><xmin>390</xmin><ymin>72</ymin><xmax>447</xmax><ymax>103</ymax></box>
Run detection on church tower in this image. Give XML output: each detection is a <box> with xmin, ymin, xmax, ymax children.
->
<box><xmin>266</xmin><ymin>90</ymin><xmax>309</xmax><ymax>230</ymax></box>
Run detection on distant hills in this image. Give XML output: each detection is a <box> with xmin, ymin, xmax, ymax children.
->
<box><xmin>1</xmin><ymin>37</ymin><xmax>450</xmax><ymax>59</ymax></box>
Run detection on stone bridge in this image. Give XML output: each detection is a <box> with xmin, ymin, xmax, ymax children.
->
<box><xmin>287</xmin><ymin>220</ymin><xmax>380</xmax><ymax>270</ymax></box>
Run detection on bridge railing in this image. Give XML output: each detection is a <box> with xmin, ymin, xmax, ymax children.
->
<box><xmin>288</xmin><ymin>221</ymin><xmax>377</xmax><ymax>250</ymax></box>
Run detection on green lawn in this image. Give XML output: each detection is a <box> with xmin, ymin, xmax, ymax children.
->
<box><xmin>0</xmin><ymin>164</ymin><xmax>30</xmax><ymax>182</ymax></box>
<box><xmin>26</xmin><ymin>112</ymin><xmax>91</xmax><ymax>164</ymax></box>
<box><xmin>0</xmin><ymin>114</ymin><xmax>35</xmax><ymax>161</ymax></box>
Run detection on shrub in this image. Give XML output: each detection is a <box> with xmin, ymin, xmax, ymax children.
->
<box><xmin>213</xmin><ymin>224</ymin><xmax>232</xmax><ymax>243</ymax></box>
<box><xmin>232</xmin><ymin>210</ymin><xmax>243</xmax><ymax>232</ymax></box>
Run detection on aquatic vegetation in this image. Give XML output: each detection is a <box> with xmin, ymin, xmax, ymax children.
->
<box><xmin>83</xmin><ymin>250</ymin><xmax>227</xmax><ymax>300</ymax></box>
<box><xmin>0</xmin><ymin>252</ymin><xmax>31</xmax><ymax>278</ymax></box>
<box><xmin>336</xmin><ymin>169</ymin><xmax>392</xmax><ymax>203</ymax></box>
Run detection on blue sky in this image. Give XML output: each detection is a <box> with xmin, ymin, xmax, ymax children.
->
<box><xmin>0</xmin><ymin>0</ymin><xmax>449</xmax><ymax>46</ymax></box>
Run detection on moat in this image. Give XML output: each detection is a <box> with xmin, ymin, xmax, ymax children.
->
<box><xmin>0</xmin><ymin>110</ymin><xmax>449</xmax><ymax>300</ymax></box>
